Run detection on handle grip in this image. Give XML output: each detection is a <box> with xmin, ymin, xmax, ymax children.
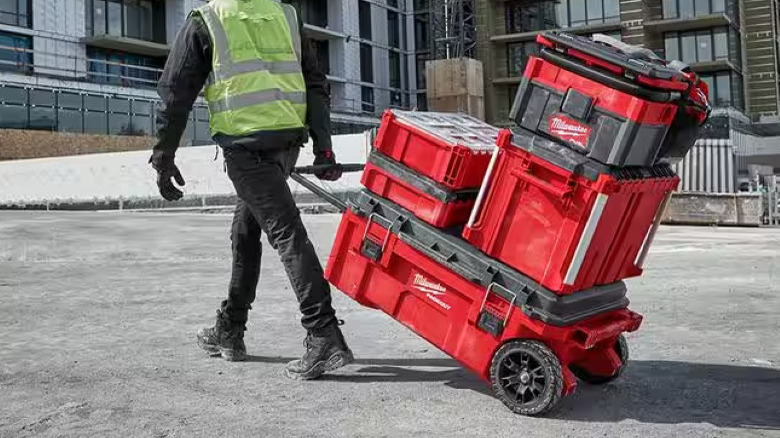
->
<box><xmin>293</xmin><ymin>163</ymin><xmax>365</xmax><ymax>175</ymax></box>
<box><xmin>512</xmin><ymin>168</ymin><xmax>572</xmax><ymax>198</ymax></box>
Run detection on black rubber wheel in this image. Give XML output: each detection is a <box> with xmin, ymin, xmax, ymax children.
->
<box><xmin>571</xmin><ymin>334</ymin><xmax>629</xmax><ymax>385</ymax></box>
<box><xmin>490</xmin><ymin>340</ymin><xmax>563</xmax><ymax>416</ymax></box>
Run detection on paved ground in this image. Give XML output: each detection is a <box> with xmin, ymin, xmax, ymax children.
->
<box><xmin>0</xmin><ymin>211</ymin><xmax>778</xmax><ymax>438</ymax></box>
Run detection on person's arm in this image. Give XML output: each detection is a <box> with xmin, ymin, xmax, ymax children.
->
<box><xmin>151</xmin><ymin>14</ymin><xmax>212</xmax><ymax>201</ymax></box>
<box><xmin>300</xmin><ymin>33</ymin><xmax>333</xmax><ymax>154</ymax></box>
<box><xmin>152</xmin><ymin>15</ymin><xmax>212</xmax><ymax>162</ymax></box>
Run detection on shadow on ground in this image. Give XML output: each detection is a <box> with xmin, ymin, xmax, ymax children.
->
<box><xmin>249</xmin><ymin>355</ymin><xmax>780</xmax><ymax>429</ymax></box>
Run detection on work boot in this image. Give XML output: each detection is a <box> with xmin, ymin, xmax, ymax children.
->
<box><xmin>285</xmin><ymin>323</ymin><xmax>354</xmax><ymax>380</ymax></box>
<box><xmin>196</xmin><ymin>308</ymin><xmax>247</xmax><ymax>362</ymax></box>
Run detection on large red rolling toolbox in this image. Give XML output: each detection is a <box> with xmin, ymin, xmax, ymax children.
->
<box><xmin>463</xmin><ymin>129</ymin><xmax>678</xmax><ymax>294</ymax></box>
<box><xmin>373</xmin><ymin>110</ymin><xmax>499</xmax><ymax>190</ymax></box>
<box><xmin>361</xmin><ymin>150</ymin><xmax>478</xmax><ymax>228</ymax></box>
<box><xmin>325</xmin><ymin>190</ymin><xmax>642</xmax><ymax>416</ymax></box>
<box><xmin>512</xmin><ymin>31</ymin><xmax>709</xmax><ymax>167</ymax></box>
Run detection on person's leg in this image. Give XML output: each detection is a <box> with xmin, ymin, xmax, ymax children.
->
<box><xmin>223</xmin><ymin>145</ymin><xmax>352</xmax><ymax>378</ymax></box>
<box><xmin>225</xmin><ymin>200</ymin><xmax>262</xmax><ymax>323</ymax></box>
<box><xmin>196</xmin><ymin>200</ymin><xmax>261</xmax><ymax>362</ymax></box>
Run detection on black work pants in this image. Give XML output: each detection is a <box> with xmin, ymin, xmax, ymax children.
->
<box><xmin>221</xmin><ymin>144</ymin><xmax>337</xmax><ymax>334</ymax></box>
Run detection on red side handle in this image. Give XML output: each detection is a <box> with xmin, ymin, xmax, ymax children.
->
<box><xmin>512</xmin><ymin>168</ymin><xmax>572</xmax><ymax>198</ymax></box>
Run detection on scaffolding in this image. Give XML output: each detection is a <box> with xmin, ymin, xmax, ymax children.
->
<box><xmin>430</xmin><ymin>0</ymin><xmax>477</xmax><ymax>59</ymax></box>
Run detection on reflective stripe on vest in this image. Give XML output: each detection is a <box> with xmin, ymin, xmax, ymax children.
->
<box><xmin>195</xmin><ymin>0</ymin><xmax>307</xmax><ymax>136</ymax></box>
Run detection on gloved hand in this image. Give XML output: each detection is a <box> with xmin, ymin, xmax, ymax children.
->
<box><xmin>150</xmin><ymin>151</ymin><xmax>186</xmax><ymax>201</ymax></box>
<box><xmin>313</xmin><ymin>149</ymin><xmax>342</xmax><ymax>182</ymax></box>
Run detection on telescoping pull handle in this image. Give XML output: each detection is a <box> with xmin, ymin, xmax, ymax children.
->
<box><xmin>512</xmin><ymin>167</ymin><xmax>573</xmax><ymax>198</ymax></box>
<box><xmin>477</xmin><ymin>283</ymin><xmax>517</xmax><ymax>337</ymax></box>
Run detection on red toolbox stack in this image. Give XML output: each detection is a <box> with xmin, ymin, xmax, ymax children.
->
<box><xmin>320</xmin><ymin>32</ymin><xmax>706</xmax><ymax>417</ymax></box>
<box><xmin>462</xmin><ymin>129</ymin><xmax>679</xmax><ymax>294</ymax></box>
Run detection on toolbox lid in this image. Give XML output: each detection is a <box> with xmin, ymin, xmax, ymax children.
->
<box><xmin>368</xmin><ymin>150</ymin><xmax>479</xmax><ymax>203</ymax></box>
<box><xmin>504</xmin><ymin>129</ymin><xmax>676</xmax><ymax>182</ymax></box>
<box><xmin>390</xmin><ymin>109</ymin><xmax>499</xmax><ymax>152</ymax></box>
<box><xmin>538</xmin><ymin>31</ymin><xmax>690</xmax><ymax>89</ymax></box>
<box><xmin>349</xmin><ymin>189</ymin><xmax>630</xmax><ymax>327</ymax></box>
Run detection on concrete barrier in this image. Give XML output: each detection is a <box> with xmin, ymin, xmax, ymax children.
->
<box><xmin>0</xmin><ymin>133</ymin><xmax>369</xmax><ymax>210</ymax></box>
<box><xmin>662</xmin><ymin>192</ymin><xmax>763</xmax><ymax>227</ymax></box>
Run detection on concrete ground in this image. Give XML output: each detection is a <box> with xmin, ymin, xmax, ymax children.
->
<box><xmin>0</xmin><ymin>211</ymin><xmax>778</xmax><ymax>438</ymax></box>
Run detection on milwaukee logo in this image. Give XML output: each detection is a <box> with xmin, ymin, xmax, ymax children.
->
<box><xmin>549</xmin><ymin>115</ymin><xmax>591</xmax><ymax>149</ymax></box>
<box><xmin>413</xmin><ymin>274</ymin><xmax>446</xmax><ymax>296</ymax></box>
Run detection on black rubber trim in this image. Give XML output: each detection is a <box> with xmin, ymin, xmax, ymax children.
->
<box><xmin>542</xmin><ymin>30</ymin><xmax>686</xmax><ymax>81</ymax></box>
<box><xmin>367</xmin><ymin>150</ymin><xmax>479</xmax><ymax>203</ymax></box>
<box><xmin>540</xmin><ymin>48</ymin><xmax>679</xmax><ymax>103</ymax></box>
<box><xmin>349</xmin><ymin>190</ymin><xmax>630</xmax><ymax>327</ymax></box>
<box><xmin>508</xmin><ymin>129</ymin><xmax>674</xmax><ymax>182</ymax></box>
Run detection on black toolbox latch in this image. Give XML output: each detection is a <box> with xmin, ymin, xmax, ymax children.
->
<box><xmin>477</xmin><ymin>283</ymin><xmax>517</xmax><ymax>337</ymax></box>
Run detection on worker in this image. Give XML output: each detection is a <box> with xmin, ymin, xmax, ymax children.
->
<box><xmin>149</xmin><ymin>0</ymin><xmax>353</xmax><ymax>380</ymax></box>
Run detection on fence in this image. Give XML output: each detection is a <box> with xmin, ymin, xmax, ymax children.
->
<box><xmin>672</xmin><ymin>138</ymin><xmax>736</xmax><ymax>193</ymax></box>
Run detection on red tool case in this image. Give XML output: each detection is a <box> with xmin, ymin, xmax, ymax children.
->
<box><xmin>361</xmin><ymin>151</ymin><xmax>478</xmax><ymax>228</ymax></box>
<box><xmin>511</xmin><ymin>31</ymin><xmax>705</xmax><ymax>167</ymax></box>
<box><xmin>326</xmin><ymin>190</ymin><xmax>642</xmax><ymax>416</ymax></box>
<box><xmin>373</xmin><ymin>110</ymin><xmax>499</xmax><ymax>190</ymax></box>
<box><xmin>463</xmin><ymin>129</ymin><xmax>678</xmax><ymax>294</ymax></box>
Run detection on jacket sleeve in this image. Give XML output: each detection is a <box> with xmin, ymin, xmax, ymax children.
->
<box><xmin>153</xmin><ymin>15</ymin><xmax>212</xmax><ymax>160</ymax></box>
<box><xmin>300</xmin><ymin>32</ymin><xmax>333</xmax><ymax>154</ymax></box>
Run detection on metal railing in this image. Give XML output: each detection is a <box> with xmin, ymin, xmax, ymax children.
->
<box><xmin>0</xmin><ymin>44</ymin><xmax>163</xmax><ymax>88</ymax></box>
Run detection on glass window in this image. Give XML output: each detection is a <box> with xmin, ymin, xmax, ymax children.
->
<box><xmin>569</xmin><ymin>0</ymin><xmax>586</xmax><ymax>26</ymax></box>
<box><xmin>0</xmin><ymin>31</ymin><xmax>31</xmax><ymax>73</ymax></box>
<box><xmin>664</xmin><ymin>34</ymin><xmax>679</xmax><ymax>60</ymax></box>
<box><xmin>93</xmin><ymin>0</ymin><xmax>107</xmax><ymax>34</ymax></box>
<box><xmin>681</xmin><ymin>32</ymin><xmax>696</xmax><ymax>62</ymax></box>
<box><xmin>416</xmin><ymin>54</ymin><xmax>428</xmax><ymax>88</ymax></box>
<box><xmin>0</xmin><ymin>85</ymin><xmax>27</xmax><ymax>104</ymax></box>
<box><xmin>124</xmin><ymin>0</ymin><xmax>140</xmax><ymax>39</ymax></box>
<box><xmin>0</xmin><ymin>0</ymin><xmax>29</xmax><ymax>27</ymax></box>
<box><xmin>358</xmin><ymin>1</ymin><xmax>372</xmax><ymax>40</ymax></box>
<box><xmin>415</xmin><ymin>15</ymin><xmax>429</xmax><ymax>49</ymax></box>
<box><xmin>587</xmin><ymin>0</ymin><xmax>603</xmax><ymax>21</ymax></box>
<box><xmin>132</xmin><ymin>99</ymin><xmax>152</xmax><ymax>115</ymax></box>
<box><xmin>109</xmin><ymin>97</ymin><xmax>130</xmax><ymax>113</ymax></box>
<box><xmin>0</xmin><ymin>104</ymin><xmax>27</xmax><ymax>129</ymax></box>
<box><xmin>85</xmin><ymin>94</ymin><xmax>107</xmax><ymax>111</ymax></box>
<box><xmin>416</xmin><ymin>92</ymin><xmax>427</xmax><ymax>111</ymax></box>
<box><xmin>696</xmin><ymin>30</ymin><xmax>712</xmax><ymax>62</ymax></box>
<box><xmin>107</xmin><ymin>0</ymin><xmax>122</xmax><ymax>36</ymax></box>
<box><xmin>700</xmin><ymin>74</ymin><xmax>714</xmax><ymax>99</ymax></box>
<box><xmin>360</xmin><ymin>43</ymin><xmax>373</xmax><ymax>82</ymax></box>
<box><xmin>389</xmin><ymin>51</ymin><xmax>401</xmax><ymax>88</ymax></box>
<box><xmin>694</xmin><ymin>0</ymin><xmax>709</xmax><ymax>15</ymax></box>
<box><xmin>59</xmin><ymin>92</ymin><xmax>83</xmax><ymax>109</ymax></box>
<box><xmin>555</xmin><ymin>1</ymin><xmax>569</xmax><ymax>27</ymax></box>
<box><xmin>30</xmin><ymin>89</ymin><xmax>56</xmax><ymax>107</ymax></box>
<box><xmin>507</xmin><ymin>41</ymin><xmax>539</xmax><ymax>76</ymax></box>
<box><xmin>361</xmin><ymin>86</ymin><xmax>374</xmax><ymax>113</ymax></box>
<box><xmin>85</xmin><ymin>111</ymin><xmax>107</xmax><ymax>134</ymax></box>
<box><xmin>388</xmin><ymin>11</ymin><xmax>400</xmax><ymax>48</ymax></box>
<box><xmin>712</xmin><ymin>0</ymin><xmax>725</xmax><ymax>13</ymax></box>
<box><xmin>29</xmin><ymin>107</ymin><xmax>55</xmax><ymax>130</ymax></box>
<box><xmin>58</xmin><ymin>109</ymin><xmax>83</xmax><ymax>133</ymax></box>
<box><xmin>604</xmin><ymin>0</ymin><xmax>619</xmax><ymax>19</ymax></box>
<box><xmin>679</xmin><ymin>0</ymin><xmax>694</xmax><ymax>17</ymax></box>
<box><xmin>109</xmin><ymin>113</ymin><xmax>131</xmax><ymax>135</ymax></box>
<box><xmin>733</xmin><ymin>73</ymin><xmax>744</xmax><ymax>110</ymax></box>
<box><xmin>715</xmin><ymin>72</ymin><xmax>730</xmax><ymax>105</ymax></box>
<box><xmin>194</xmin><ymin>119</ymin><xmax>210</xmax><ymax>143</ymax></box>
<box><xmin>714</xmin><ymin>28</ymin><xmax>728</xmax><ymax>59</ymax></box>
<box><xmin>663</xmin><ymin>0</ymin><xmax>677</xmax><ymax>18</ymax></box>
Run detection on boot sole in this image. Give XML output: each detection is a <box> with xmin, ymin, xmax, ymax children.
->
<box><xmin>197</xmin><ymin>336</ymin><xmax>247</xmax><ymax>362</ymax></box>
<box><xmin>285</xmin><ymin>349</ymin><xmax>355</xmax><ymax>380</ymax></box>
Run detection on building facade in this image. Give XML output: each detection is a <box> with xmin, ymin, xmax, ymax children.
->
<box><xmin>0</xmin><ymin>0</ymin><xmax>427</xmax><ymax>154</ymax></box>
<box><xmin>477</xmin><ymin>0</ymin><xmax>780</xmax><ymax>125</ymax></box>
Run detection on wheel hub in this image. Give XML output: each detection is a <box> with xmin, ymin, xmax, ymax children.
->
<box><xmin>519</xmin><ymin>371</ymin><xmax>531</xmax><ymax>384</ymax></box>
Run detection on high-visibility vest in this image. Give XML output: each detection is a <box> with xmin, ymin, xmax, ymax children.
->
<box><xmin>193</xmin><ymin>0</ymin><xmax>307</xmax><ymax>137</ymax></box>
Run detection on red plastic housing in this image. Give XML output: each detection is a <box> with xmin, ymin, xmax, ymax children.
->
<box><xmin>462</xmin><ymin>131</ymin><xmax>679</xmax><ymax>294</ymax></box>
<box><xmin>361</xmin><ymin>161</ymin><xmax>475</xmax><ymax>228</ymax></box>
<box><xmin>373</xmin><ymin>110</ymin><xmax>494</xmax><ymax>190</ymax></box>
<box><xmin>326</xmin><ymin>209</ymin><xmax>643</xmax><ymax>395</ymax></box>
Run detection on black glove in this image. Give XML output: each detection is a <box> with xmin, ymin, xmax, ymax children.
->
<box><xmin>313</xmin><ymin>149</ymin><xmax>342</xmax><ymax>182</ymax></box>
<box><xmin>150</xmin><ymin>151</ymin><xmax>186</xmax><ymax>201</ymax></box>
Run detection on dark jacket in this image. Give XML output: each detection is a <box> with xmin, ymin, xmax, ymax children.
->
<box><xmin>153</xmin><ymin>7</ymin><xmax>332</xmax><ymax>160</ymax></box>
